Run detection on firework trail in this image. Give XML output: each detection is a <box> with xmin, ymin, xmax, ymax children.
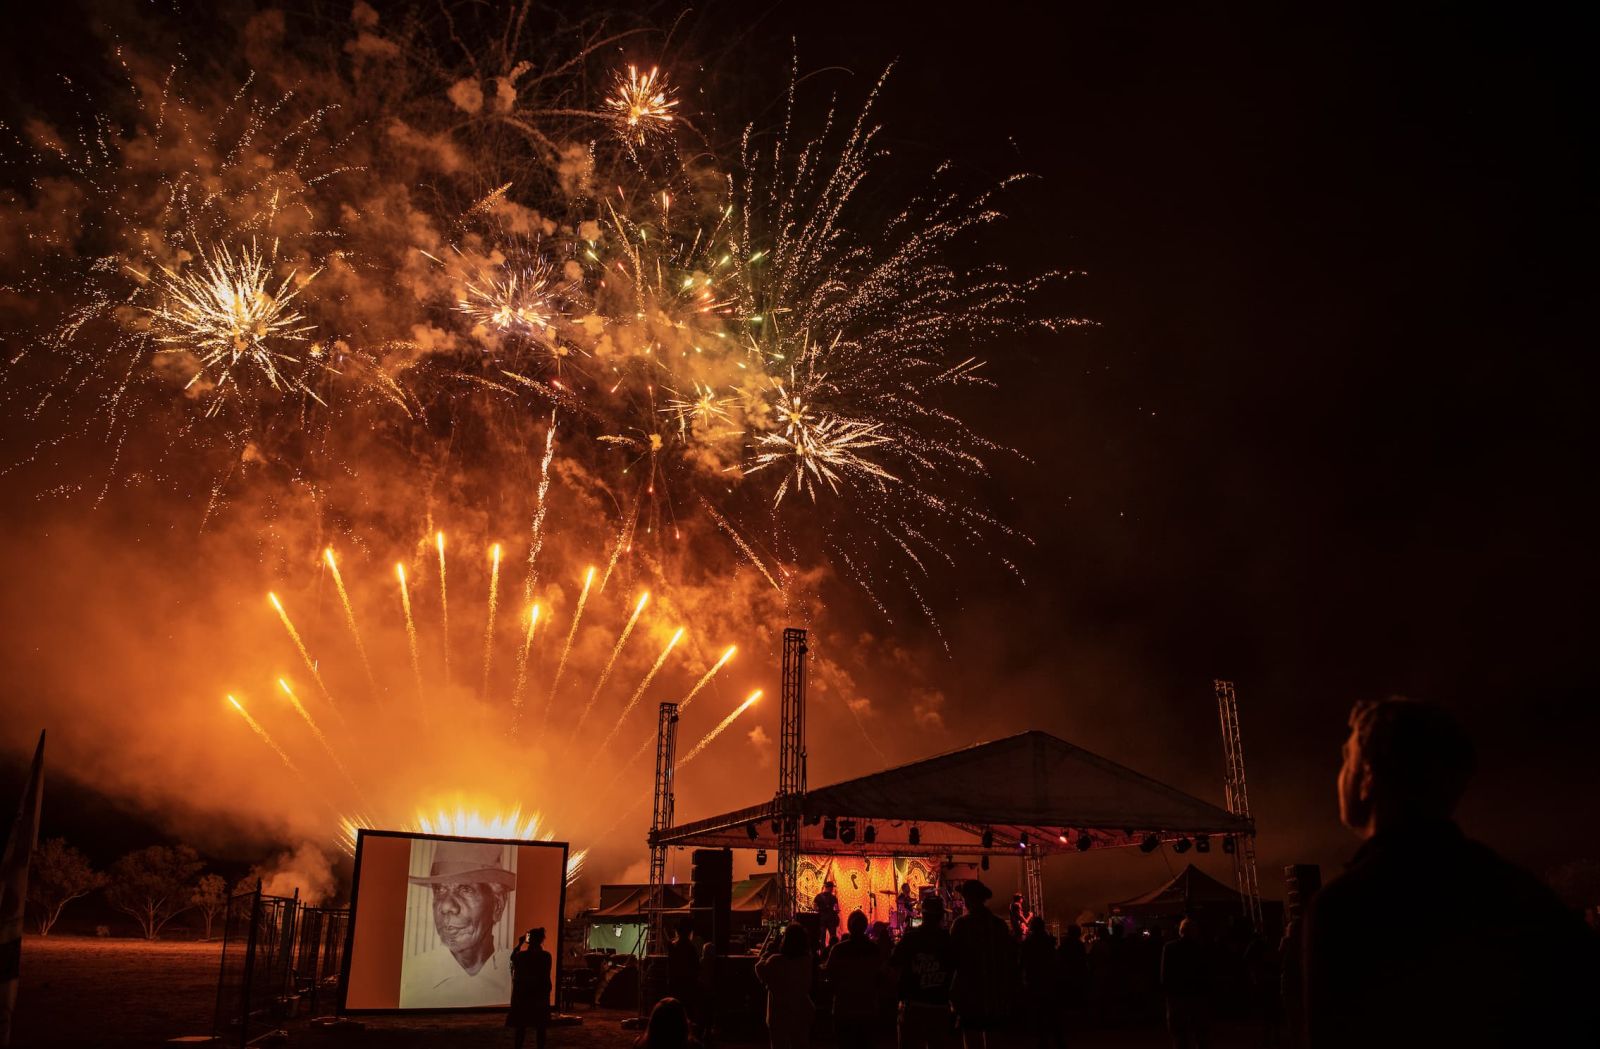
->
<box><xmin>595</xmin><ymin>688</ymin><xmax>760</xmax><ymax>840</ymax></box>
<box><xmin>324</xmin><ymin>548</ymin><xmax>377</xmax><ymax>693</ymax></box>
<box><xmin>605</xmin><ymin>644</ymin><xmax>740</xmax><ymax>793</ymax></box>
<box><xmin>573</xmin><ymin>591</ymin><xmax>647</xmax><ymax>733</ymax></box>
<box><xmin>511</xmin><ymin>603</ymin><xmax>542</xmax><ymax>723</ymax></box>
<box><xmin>395</xmin><ymin>564</ymin><xmax>425</xmax><ymax>709</ymax></box>
<box><xmin>592</xmin><ymin>626</ymin><xmax>684</xmax><ymax>763</ymax></box>
<box><xmin>480</xmin><ymin>543</ymin><xmax>502</xmax><ymax>698</ymax></box>
<box><xmin>679</xmin><ymin>690</ymin><xmax>762</xmax><ymax>765</ymax></box>
<box><xmin>226</xmin><ymin>695</ymin><xmax>301</xmax><ymax>776</ymax></box>
<box><xmin>436</xmin><ymin>532</ymin><xmax>451</xmax><ymax>690</ymax></box>
<box><xmin>522</xmin><ymin>419</ymin><xmax>558</xmax><ymax>606</ymax></box>
<box><xmin>542</xmin><ymin>566</ymin><xmax>595</xmax><ymax>726</ymax></box>
<box><xmin>278</xmin><ymin>678</ymin><xmax>370</xmax><ymax>808</ymax></box>
<box><xmin>266</xmin><ymin>592</ymin><xmax>344</xmax><ymax>725</ymax></box>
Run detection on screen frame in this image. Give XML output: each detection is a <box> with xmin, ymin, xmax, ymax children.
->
<box><xmin>338</xmin><ymin>828</ymin><xmax>569</xmax><ymax>1015</ymax></box>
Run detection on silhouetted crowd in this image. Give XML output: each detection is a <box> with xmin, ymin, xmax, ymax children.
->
<box><xmin>581</xmin><ymin>697</ymin><xmax>1600</xmax><ymax>1049</ymax></box>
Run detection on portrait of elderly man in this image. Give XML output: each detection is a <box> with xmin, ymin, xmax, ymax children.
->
<box><xmin>399</xmin><ymin>840</ymin><xmax>518</xmax><ymax>1008</ymax></box>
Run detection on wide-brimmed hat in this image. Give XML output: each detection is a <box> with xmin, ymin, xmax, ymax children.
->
<box><xmin>959</xmin><ymin>879</ymin><xmax>993</xmax><ymax>902</ymax></box>
<box><xmin>408</xmin><ymin>840</ymin><xmax>516</xmax><ymax>888</ymax></box>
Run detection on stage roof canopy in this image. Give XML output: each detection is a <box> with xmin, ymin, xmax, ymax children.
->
<box><xmin>653</xmin><ymin>730</ymin><xmax>1252</xmax><ymax>857</ymax></box>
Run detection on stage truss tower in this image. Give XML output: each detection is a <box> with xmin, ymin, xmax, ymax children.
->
<box><xmin>648</xmin><ymin>701</ymin><xmax>680</xmax><ymax>952</ymax></box>
<box><xmin>1215</xmin><ymin>679</ymin><xmax>1265</xmax><ymax>932</ymax></box>
<box><xmin>1022</xmin><ymin>845</ymin><xmax>1045</xmax><ymax>920</ymax></box>
<box><xmin>775</xmin><ymin>627</ymin><xmax>808</xmax><ymax>921</ymax></box>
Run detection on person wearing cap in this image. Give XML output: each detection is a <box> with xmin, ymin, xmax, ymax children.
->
<box><xmin>399</xmin><ymin>840</ymin><xmax>517</xmax><ymax>1007</ymax></box>
<box><xmin>948</xmin><ymin>880</ymin><xmax>1017</xmax><ymax>1049</ymax></box>
<box><xmin>815</xmin><ymin>880</ymin><xmax>841</xmax><ymax>949</ymax></box>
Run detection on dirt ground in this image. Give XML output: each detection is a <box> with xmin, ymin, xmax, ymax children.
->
<box><xmin>13</xmin><ymin>936</ymin><xmax>1262</xmax><ymax>1048</ymax></box>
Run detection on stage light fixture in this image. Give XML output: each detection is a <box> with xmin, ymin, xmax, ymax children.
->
<box><xmin>823</xmin><ymin>817</ymin><xmax>838</xmax><ymax>840</ymax></box>
<box><xmin>746</xmin><ymin>822</ymin><xmax>759</xmax><ymax>840</ymax></box>
<box><xmin>1139</xmin><ymin>833</ymin><xmax>1161</xmax><ymax>853</ymax></box>
<box><xmin>770</xmin><ymin>819</ymin><xmax>782</xmax><ymax>835</ymax></box>
<box><xmin>756</xmin><ymin>849</ymin><xmax>768</xmax><ymax>865</ymax></box>
<box><xmin>1058</xmin><ymin>832</ymin><xmax>1069</xmax><ymax>845</ymax></box>
<box><xmin>1076</xmin><ymin>832</ymin><xmax>1093</xmax><ymax>852</ymax></box>
<box><xmin>909</xmin><ymin>826</ymin><xmax>921</xmax><ymax>847</ymax></box>
<box><xmin>981</xmin><ymin>829</ymin><xmax>994</xmax><ymax>850</ymax></box>
<box><xmin>864</xmin><ymin>824</ymin><xmax>877</xmax><ymax>845</ymax></box>
<box><xmin>1173</xmin><ymin>837</ymin><xmax>1192</xmax><ymax>854</ymax></box>
<box><xmin>840</xmin><ymin>820</ymin><xmax>857</xmax><ymax>846</ymax></box>
<box><xmin>1195</xmin><ymin>835</ymin><xmax>1211</xmax><ymax>854</ymax></box>
<box><xmin>981</xmin><ymin>854</ymin><xmax>990</xmax><ymax>871</ymax></box>
<box><xmin>1223</xmin><ymin>835</ymin><xmax>1236</xmax><ymax>854</ymax></box>
<box><xmin>803</xmin><ymin>814</ymin><xmax>821</xmax><ymax>827</ymax></box>
<box><xmin>1019</xmin><ymin>832</ymin><xmax>1029</xmax><ymax>847</ymax></box>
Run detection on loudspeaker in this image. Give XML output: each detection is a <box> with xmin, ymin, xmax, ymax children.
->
<box><xmin>691</xmin><ymin>848</ymin><xmax>733</xmax><ymax>953</ymax></box>
<box><xmin>1284</xmin><ymin>864</ymin><xmax>1322</xmax><ymax>919</ymax></box>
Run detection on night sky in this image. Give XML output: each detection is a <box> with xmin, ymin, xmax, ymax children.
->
<box><xmin>3</xmin><ymin>2</ymin><xmax>1592</xmax><ymax>916</ymax></box>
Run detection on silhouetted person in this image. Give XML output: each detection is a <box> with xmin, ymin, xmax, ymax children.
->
<box><xmin>506</xmin><ymin>927</ymin><xmax>552</xmax><ymax>1049</ymax></box>
<box><xmin>816</xmin><ymin>881</ymin><xmax>842</xmax><ymax>949</ymax></box>
<box><xmin>1055</xmin><ymin>924</ymin><xmax>1088</xmax><ymax>1016</ymax></box>
<box><xmin>891</xmin><ymin>893</ymin><xmax>957</xmax><ymax>1049</ymax></box>
<box><xmin>636</xmin><ymin>997</ymin><xmax>704</xmax><ymax>1049</ymax></box>
<box><xmin>756</xmin><ymin>922</ymin><xmax>816</xmax><ymax>1049</ymax></box>
<box><xmin>949</xmin><ymin>880</ymin><xmax>1018</xmax><ymax>1049</ymax></box>
<box><xmin>1019</xmin><ymin>916</ymin><xmax>1063</xmax><ymax>1049</ymax></box>
<box><xmin>1160</xmin><ymin>919</ymin><xmax>1211</xmax><ymax>1049</ymax></box>
<box><xmin>827</xmin><ymin>910</ymin><xmax>885</xmax><ymax>1049</ymax></box>
<box><xmin>1304</xmin><ymin>697</ymin><xmax>1600</xmax><ymax>1048</ymax></box>
<box><xmin>1241</xmin><ymin>926</ymin><xmax>1282</xmax><ymax>1048</ymax></box>
<box><xmin>667</xmin><ymin>918</ymin><xmax>702</xmax><ymax>1029</ymax></box>
<box><xmin>1008</xmin><ymin>894</ymin><xmax>1027</xmax><ymax>940</ymax></box>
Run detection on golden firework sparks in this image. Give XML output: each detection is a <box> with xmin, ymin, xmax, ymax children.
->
<box><xmin>604</xmin><ymin>65</ymin><xmax>678</xmax><ymax>145</ymax></box>
<box><xmin>480</xmin><ymin>542</ymin><xmax>502</xmax><ymax>698</ymax></box>
<box><xmin>267</xmin><ymin>592</ymin><xmax>343</xmax><ymax>724</ymax></box>
<box><xmin>574</xmin><ymin>590</ymin><xmax>648</xmax><ymax>732</ymax></box>
<box><xmin>542</xmin><ymin>566</ymin><xmax>596</xmax><ymax>726</ymax></box>
<box><xmin>146</xmin><ymin>241</ymin><xmax>321</xmax><ymax>415</ymax></box>
<box><xmin>395</xmin><ymin>563</ymin><xmax>425</xmax><ymax>708</ymax></box>
<box><xmin>679</xmin><ymin>689</ymin><xmax>762</xmax><ymax>765</ymax></box>
<box><xmin>324</xmin><ymin>548</ymin><xmax>377</xmax><ymax>693</ymax></box>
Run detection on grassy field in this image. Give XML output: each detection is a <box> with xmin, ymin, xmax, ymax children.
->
<box><xmin>14</xmin><ymin>936</ymin><xmax>222</xmax><ymax>1046</ymax></box>
<box><xmin>13</xmin><ymin>936</ymin><xmax>1261</xmax><ymax>1048</ymax></box>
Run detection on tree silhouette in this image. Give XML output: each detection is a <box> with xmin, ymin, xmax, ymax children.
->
<box><xmin>27</xmin><ymin>838</ymin><xmax>107</xmax><ymax>936</ymax></box>
<box><xmin>191</xmin><ymin>873</ymin><xmax>229</xmax><ymax>941</ymax></box>
<box><xmin>104</xmin><ymin>845</ymin><xmax>204</xmax><ymax>940</ymax></box>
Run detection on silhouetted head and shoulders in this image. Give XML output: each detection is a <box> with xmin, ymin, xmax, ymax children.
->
<box><xmin>1304</xmin><ymin>697</ymin><xmax>1598</xmax><ymax>1048</ymax></box>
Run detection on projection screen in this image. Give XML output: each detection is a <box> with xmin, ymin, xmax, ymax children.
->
<box><xmin>341</xmin><ymin>830</ymin><xmax>567</xmax><ymax>1012</ymax></box>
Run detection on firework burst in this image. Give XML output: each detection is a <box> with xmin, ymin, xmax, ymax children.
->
<box><xmin>604</xmin><ymin>65</ymin><xmax>679</xmax><ymax>146</ymax></box>
<box><xmin>145</xmin><ymin>241</ymin><xmax>323</xmax><ymax>414</ymax></box>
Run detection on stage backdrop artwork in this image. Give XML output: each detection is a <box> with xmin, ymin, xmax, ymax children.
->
<box><xmin>342</xmin><ymin>830</ymin><xmax>567</xmax><ymax>1012</ymax></box>
<box><xmin>797</xmin><ymin>855</ymin><xmax>939</xmax><ymax>925</ymax></box>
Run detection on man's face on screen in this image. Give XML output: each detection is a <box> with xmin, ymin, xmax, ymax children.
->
<box><xmin>431</xmin><ymin>882</ymin><xmax>499</xmax><ymax>962</ymax></box>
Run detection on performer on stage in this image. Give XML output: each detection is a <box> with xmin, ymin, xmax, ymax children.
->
<box><xmin>894</xmin><ymin>881</ymin><xmax>916</xmax><ymax>934</ymax></box>
<box><xmin>1009</xmin><ymin>893</ymin><xmax>1028</xmax><ymax>940</ymax></box>
<box><xmin>814</xmin><ymin>880</ymin><xmax>841</xmax><ymax>948</ymax></box>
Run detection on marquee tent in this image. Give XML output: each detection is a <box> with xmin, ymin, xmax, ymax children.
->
<box><xmin>654</xmin><ymin>730</ymin><xmax>1252</xmax><ymax>856</ymax></box>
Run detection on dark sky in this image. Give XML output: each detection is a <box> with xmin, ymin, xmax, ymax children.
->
<box><xmin>3</xmin><ymin>1</ymin><xmax>1593</xmax><ymax>913</ymax></box>
<box><xmin>691</xmin><ymin>0</ymin><xmax>1595</xmax><ymax>893</ymax></box>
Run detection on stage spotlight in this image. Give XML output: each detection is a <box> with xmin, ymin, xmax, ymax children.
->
<box><xmin>770</xmin><ymin>819</ymin><xmax>782</xmax><ymax>835</ymax></box>
<box><xmin>755</xmin><ymin>849</ymin><xmax>768</xmax><ymax>865</ymax></box>
<box><xmin>981</xmin><ymin>829</ymin><xmax>994</xmax><ymax>850</ymax></box>
<box><xmin>1139</xmin><ymin>833</ymin><xmax>1161</xmax><ymax>853</ymax></box>
<box><xmin>840</xmin><ymin>820</ymin><xmax>857</xmax><ymax>845</ymax></box>
<box><xmin>1195</xmin><ymin>836</ymin><xmax>1211</xmax><ymax>854</ymax></box>
<box><xmin>823</xmin><ymin>817</ymin><xmax>838</xmax><ymax>840</ymax></box>
<box><xmin>746</xmin><ymin>822</ymin><xmax>759</xmax><ymax>840</ymax></box>
<box><xmin>909</xmin><ymin>826</ymin><xmax>921</xmax><ymax>847</ymax></box>
<box><xmin>1173</xmin><ymin>837</ymin><xmax>1192</xmax><ymax>854</ymax></box>
<box><xmin>981</xmin><ymin>854</ymin><xmax>990</xmax><ymax>871</ymax></box>
<box><xmin>1058</xmin><ymin>832</ymin><xmax>1069</xmax><ymax>845</ymax></box>
<box><xmin>1223</xmin><ymin>835</ymin><xmax>1236</xmax><ymax>854</ymax></box>
<box><xmin>1076</xmin><ymin>832</ymin><xmax>1093</xmax><ymax>852</ymax></box>
<box><xmin>1019</xmin><ymin>832</ymin><xmax>1029</xmax><ymax>847</ymax></box>
<box><xmin>802</xmin><ymin>814</ymin><xmax>821</xmax><ymax>827</ymax></box>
